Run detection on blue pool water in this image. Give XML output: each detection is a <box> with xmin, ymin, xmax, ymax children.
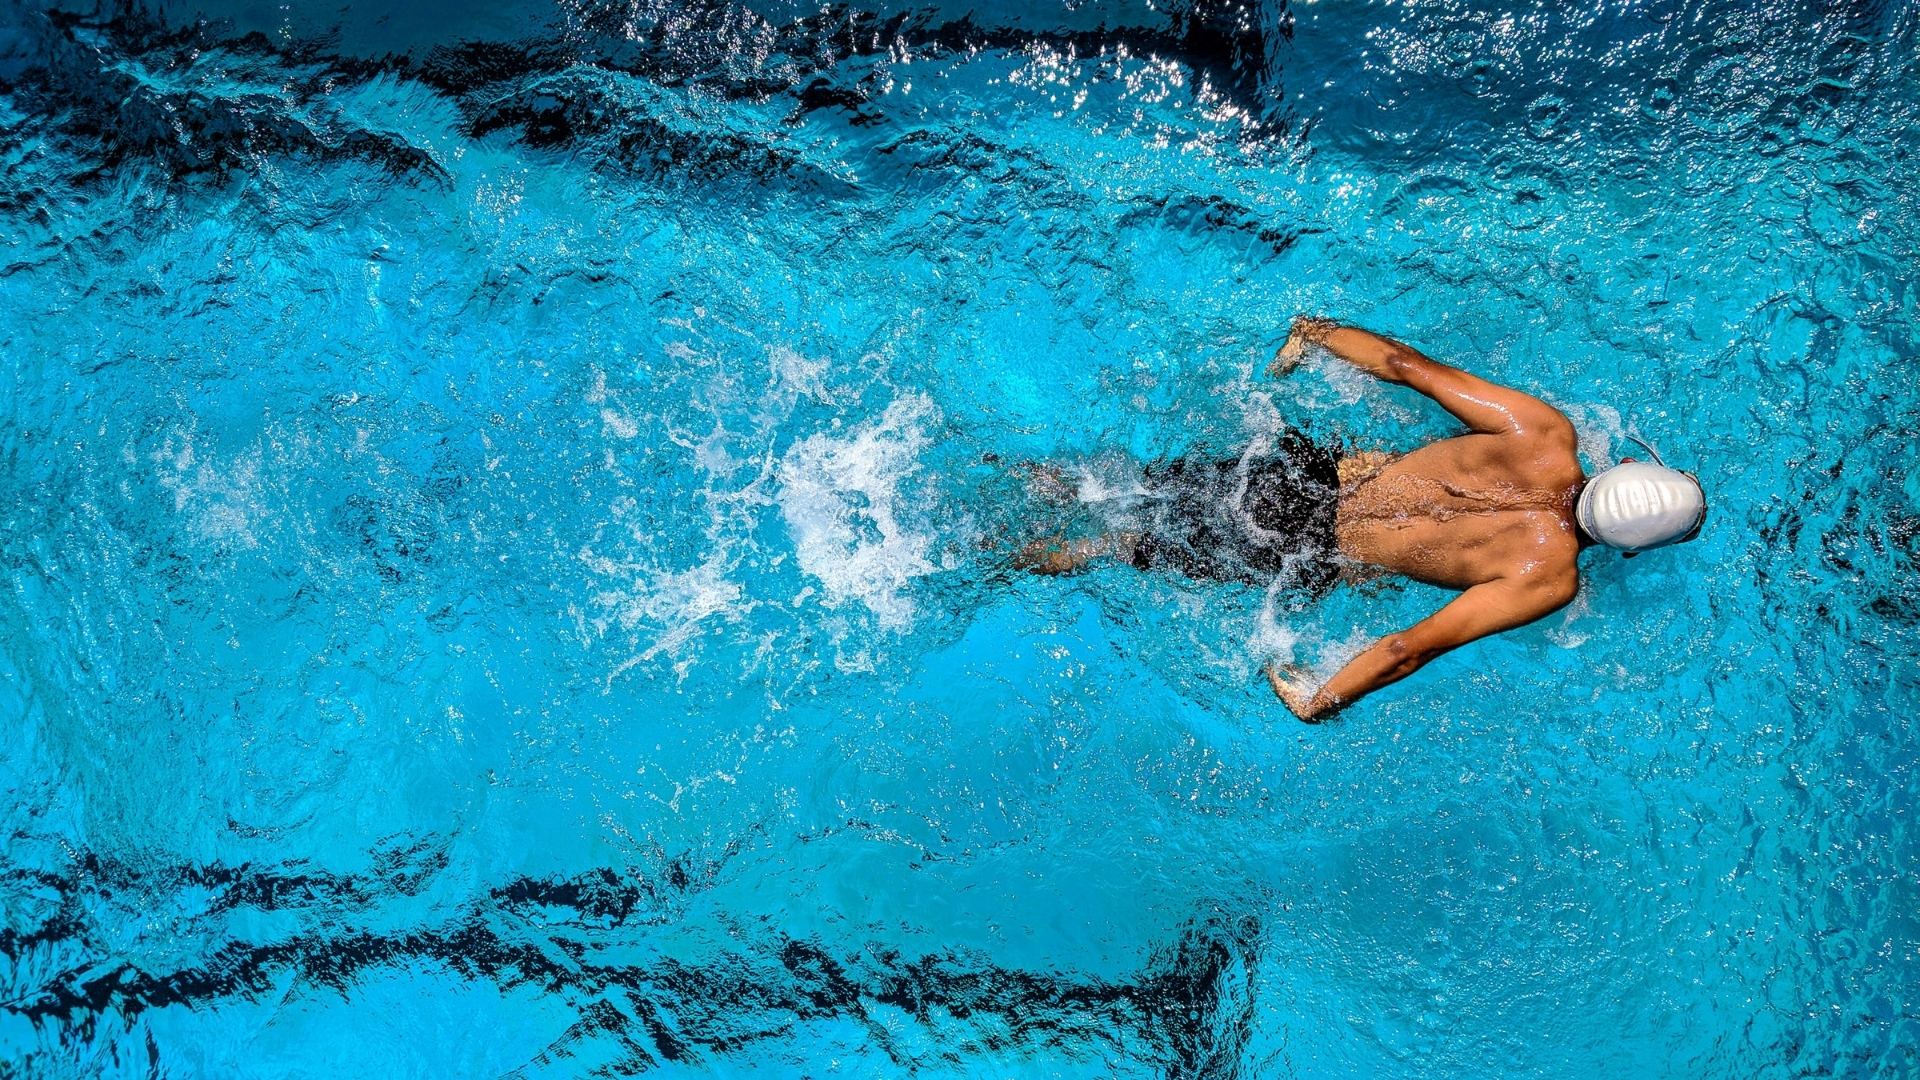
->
<box><xmin>3</xmin><ymin>0</ymin><xmax>1917</xmax><ymax>1075</ymax></box>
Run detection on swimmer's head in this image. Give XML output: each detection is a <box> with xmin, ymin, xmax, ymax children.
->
<box><xmin>1576</xmin><ymin>439</ymin><xmax>1706</xmax><ymax>552</ymax></box>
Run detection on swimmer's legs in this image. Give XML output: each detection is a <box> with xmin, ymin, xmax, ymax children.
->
<box><xmin>1013</xmin><ymin>532</ymin><xmax>1141</xmax><ymax>575</ymax></box>
<box><xmin>1018</xmin><ymin>461</ymin><xmax>1079</xmax><ymax>503</ymax></box>
<box><xmin>1000</xmin><ymin>456</ymin><xmax>1114</xmax><ymax>573</ymax></box>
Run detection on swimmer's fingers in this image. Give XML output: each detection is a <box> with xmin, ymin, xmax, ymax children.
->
<box><xmin>1262</xmin><ymin>662</ymin><xmax>1321</xmax><ymax>723</ymax></box>
<box><xmin>1262</xmin><ymin>665</ymin><xmax>1309</xmax><ymax>716</ymax></box>
<box><xmin>1267</xmin><ymin>338</ymin><xmax>1306</xmax><ymax>377</ymax></box>
<box><xmin>1270</xmin><ymin>661</ymin><xmax>1313</xmax><ymax>683</ymax></box>
<box><xmin>1269</xmin><ymin>317</ymin><xmax>1328</xmax><ymax>376</ymax></box>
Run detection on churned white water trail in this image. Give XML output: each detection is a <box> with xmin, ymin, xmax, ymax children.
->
<box><xmin>777</xmin><ymin>393</ymin><xmax>942</xmax><ymax>630</ymax></box>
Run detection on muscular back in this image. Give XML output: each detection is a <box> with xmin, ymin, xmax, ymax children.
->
<box><xmin>1337</xmin><ymin>429</ymin><xmax>1585</xmax><ymax>590</ymax></box>
<box><xmin>1262</xmin><ymin>321</ymin><xmax>1590</xmax><ymax>722</ymax></box>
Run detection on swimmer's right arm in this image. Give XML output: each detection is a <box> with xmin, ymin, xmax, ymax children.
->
<box><xmin>1275</xmin><ymin>317</ymin><xmax>1571</xmax><ymax>439</ymax></box>
<box><xmin>1265</xmin><ymin>570</ymin><xmax>1577</xmax><ymax>722</ymax></box>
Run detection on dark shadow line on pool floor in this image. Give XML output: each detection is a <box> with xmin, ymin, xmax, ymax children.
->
<box><xmin>6</xmin><ymin>856</ymin><xmax>1269</xmax><ymax>1076</ymax></box>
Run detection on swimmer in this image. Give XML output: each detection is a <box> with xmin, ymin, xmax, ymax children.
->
<box><xmin>1015</xmin><ymin>316</ymin><xmax>1707</xmax><ymax>722</ymax></box>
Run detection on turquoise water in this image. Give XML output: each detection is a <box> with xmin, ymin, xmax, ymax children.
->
<box><xmin>2</xmin><ymin>0</ymin><xmax>1917</xmax><ymax>1075</ymax></box>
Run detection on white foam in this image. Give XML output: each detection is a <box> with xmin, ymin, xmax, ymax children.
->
<box><xmin>1562</xmin><ymin>401</ymin><xmax>1625</xmax><ymax>468</ymax></box>
<box><xmin>587</xmin><ymin>369</ymin><xmax>641</xmax><ymax>438</ymax></box>
<box><xmin>600</xmin><ymin>408</ymin><xmax>639</xmax><ymax>439</ymax></box>
<box><xmin>1237</xmin><ymin>388</ymin><xmax>1286</xmax><ymax>445</ymax></box>
<box><xmin>1312</xmin><ymin>627</ymin><xmax>1377</xmax><ymax>681</ymax></box>
<box><xmin>150</xmin><ymin>427</ymin><xmax>266</xmax><ymax>550</ymax></box>
<box><xmin>585</xmin><ymin>552</ymin><xmax>746</xmax><ymax>682</ymax></box>
<box><xmin>768</xmin><ymin>344</ymin><xmax>831</xmax><ymax>402</ymax></box>
<box><xmin>1545</xmin><ymin>578</ymin><xmax>1595</xmax><ymax>649</ymax></box>
<box><xmin>1251</xmin><ymin>583</ymin><xmax>1375</xmax><ymax>689</ymax></box>
<box><xmin>1305</xmin><ymin>347</ymin><xmax>1375</xmax><ymax>406</ymax></box>
<box><xmin>1251</xmin><ymin>583</ymin><xmax>1303</xmax><ymax>663</ymax></box>
<box><xmin>1068</xmin><ymin>456</ymin><xmax>1150</xmax><ymax>503</ymax></box>
<box><xmin>776</xmin><ymin>394</ymin><xmax>940</xmax><ymax>629</ymax></box>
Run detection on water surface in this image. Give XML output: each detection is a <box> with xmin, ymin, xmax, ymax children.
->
<box><xmin>2</xmin><ymin>0</ymin><xmax>1917</xmax><ymax>1076</ymax></box>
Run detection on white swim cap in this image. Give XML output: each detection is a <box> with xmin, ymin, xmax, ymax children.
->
<box><xmin>1576</xmin><ymin>461</ymin><xmax>1705</xmax><ymax>551</ymax></box>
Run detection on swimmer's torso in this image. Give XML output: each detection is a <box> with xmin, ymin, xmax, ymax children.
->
<box><xmin>1335</xmin><ymin>431</ymin><xmax>1585</xmax><ymax>590</ymax></box>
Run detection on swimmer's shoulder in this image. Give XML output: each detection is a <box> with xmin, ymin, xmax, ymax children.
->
<box><xmin>1485</xmin><ymin>542</ymin><xmax>1580</xmax><ymax>615</ymax></box>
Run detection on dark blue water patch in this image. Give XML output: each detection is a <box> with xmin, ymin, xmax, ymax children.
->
<box><xmin>4</xmin><ymin>10</ymin><xmax>446</xmax><ymax>184</ymax></box>
<box><xmin>4</xmin><ymin>0</ymin><xmax>1291</xmax><ymax>185</ymax></box>
<box><xmin>6</xmin><ymin>850</ymin><xmax>1268</xmax><ymax>1075</ymax></box>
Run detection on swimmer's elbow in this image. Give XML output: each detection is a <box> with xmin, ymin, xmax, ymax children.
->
<box><xmin>1379</xmin><ymin>347</ymin><xmax>1419</xmax><ymax>383</ymax></box>
<box><xmin>1378</xmin><ymin>634</ymin><xmax>1435</xmax><ymax>680</ymax></box>
<box><xmin>1518</xmin><ymin>409</ymin><xmax>1578</xmax><ymax>446</ymax></box>
<box><xmin>1518</xmin><ymin>572</ymin><xmax>1579</xmax><ymax>616</ymax></box>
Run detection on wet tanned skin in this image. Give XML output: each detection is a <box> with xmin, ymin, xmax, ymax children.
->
<box><xmin>1263</xmin><ymin>323</ymin><xmax>1585</xmax><ymax>722</ymax></box>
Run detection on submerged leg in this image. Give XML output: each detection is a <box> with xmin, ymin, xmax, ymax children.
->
<box><xmin>1018</xmin><ymin>461</ymin><xmax>1079</xmax><ymax>504</ymax></box>
<box><xmin>1013</xmin><ymin>532</ymin><xmax>1141</xmax><ymax>575</ymax></box>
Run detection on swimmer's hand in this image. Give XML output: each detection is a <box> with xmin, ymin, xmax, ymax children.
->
<box><xmin>1264</xmin><ymin>662</ymin><xmax>1322</xmax><ymax>724</ymax></box>
<box><xmin>1268</xmin><ymin>335</ymin><xmax>1309</xmax><ymax>378</ymax></box>
<box><xmin>1269</xmin><ymin>315</ymin><xmax>1336</xmax><ymax>377</ymax></box>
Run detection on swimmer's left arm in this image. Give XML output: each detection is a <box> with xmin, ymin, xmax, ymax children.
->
<box><xmin>1265</xmin><ymin>574</ymin><xmax>1577</xmax><ymax>722</ymax></box>
<box><xmin>1273</xmin><ymin>318</ymin><xmax>1572</xmax><ymax>440</ymax></box>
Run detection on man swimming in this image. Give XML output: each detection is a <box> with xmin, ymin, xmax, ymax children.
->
<box><xmin>1015</xmin><ymin>316</ymin><xmax>1707</xmax><ymax>722</ymax></box>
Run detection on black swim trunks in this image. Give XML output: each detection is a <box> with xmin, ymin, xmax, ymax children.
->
<box><xmin>1128</xmin><ymin>429</ymin><xmax>1342</xmax><ymax>595</ymax></box>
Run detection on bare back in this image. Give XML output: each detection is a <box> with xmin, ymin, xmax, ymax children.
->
<box><xmin>1261</xmin><ymin>321</ymin><xmax>1591</xmax><ymax>722</ymax></box>
<box><xmin>1336</xmin><ymin>430</ymin><xmax>1585</xmax><ymax>590</ymax></box>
